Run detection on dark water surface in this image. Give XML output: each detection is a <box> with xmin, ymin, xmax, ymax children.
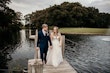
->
<box><xmin>0</xmin><ymin>29</ymin><xmax>35</xmax><ymax>72</ymax></box>
<box><xmin>65</xmin><ymin>34</ymin><xmax>110</xmax><ymax>73</ymax></box>
<box><xmin>0</xmin><ymin>29</ymin><xmax>110</xmax><ymax>73</ymax></box>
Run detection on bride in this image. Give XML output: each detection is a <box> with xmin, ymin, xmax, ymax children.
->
<box><xmin>46</xmin><ymin>26</ymin><xmax>63</xmax><ymax>67</ymax></box>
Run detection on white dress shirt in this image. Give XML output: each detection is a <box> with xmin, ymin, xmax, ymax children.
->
<box><xmin>42</xmin><ymin>29</ymin><xmax>47</xmax><ymax>36</ymax></box>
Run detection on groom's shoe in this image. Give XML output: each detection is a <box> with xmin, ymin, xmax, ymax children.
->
<box><xmin>42</xmin><ymin>61</ymin><xmax>45</xmax><ymax>69</ymax></box>
<box><xmin>44</xmin><ymin>60</ymin><xmax>47</xmax><ymax>64</ymax></box>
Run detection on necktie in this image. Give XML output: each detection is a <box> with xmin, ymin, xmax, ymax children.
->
<box><xmin>45</xmin><ymin>32</ymin><xmax>47</xmax><ymax>36</ymax></box>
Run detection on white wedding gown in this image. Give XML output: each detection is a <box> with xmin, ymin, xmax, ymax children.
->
<box><xmin>46</xmin><ymin>35</ymin><xmax>63</xmax><ymax>67</ymax></box>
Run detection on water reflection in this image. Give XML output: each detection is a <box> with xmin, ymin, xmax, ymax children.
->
<box><xmin>101</xmin><ymin>36</ymin><xmax>110</xmax><ymax>41</ymax></box>
<box><xmin>0</xmin><ymin>30</ymin><xmax>20</xmax><ymax>72</ymax></box>
<box><xmin>0</xmin><ymin>30</ymin><xmax>110</xmax><ymax>73</ymax></box>
<box><xmin>0</xmin><ymin>29</ymin><xmax>35</xmax><ymax>72</ymax></box>
<box><xmin>65</xmin><ymin>34</ymin><xmax>110</xmax><ymax>73</ymax></box>
<box><xmin>8</xmin><ymin>30</ymin><xmax>35</xmax><ymax>71</ymax></box>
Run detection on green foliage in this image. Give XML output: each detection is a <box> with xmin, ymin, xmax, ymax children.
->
<box><xmin>0</xmin><ymin>0</ymin><xmax>22</xmax><ymax>32</ymax></box>
<box><xmin>25</xmin><ymin>2</ymin><xmax>110</xmax><ymax>28</ymax></box>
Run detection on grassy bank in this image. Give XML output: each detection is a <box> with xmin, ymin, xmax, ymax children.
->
<box><xmin>59</xmin><ymin>28</ymin><xmax>109</xmax><ymax>35</ymax></box>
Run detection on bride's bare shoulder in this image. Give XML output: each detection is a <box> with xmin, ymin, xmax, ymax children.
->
<box><xmin>58</xmin><ymin>32</ymin><xmax>61</xmax><ymax>36</ymax></box>
<box><xmin>50</xmin><ymin>32</ymin><xmax>54</xmax><ymax>36</ymax></box>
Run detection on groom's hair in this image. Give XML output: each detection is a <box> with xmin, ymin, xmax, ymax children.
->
<box><xmin>42</xmin><ymin>24</ymin><xmax>48</xmax><ymax>28</ymax></box>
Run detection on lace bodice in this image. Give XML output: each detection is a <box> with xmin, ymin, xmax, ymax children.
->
<box><xmin>51</xmin><ymin>32</ymin><xmax>61</xmax><ymax>41</ymax></box>
<box><xmin>53</xmin><ymin>36</ymin><xmax>60</xmax><ymax>39</ymax></box>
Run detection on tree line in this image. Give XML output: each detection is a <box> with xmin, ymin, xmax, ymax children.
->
<box><xmin>0</xmin><ymin>0</ymin><xmax>22</xmax><ymax>33</ymax></box>
<box><xmin>25</xmin><ymin>2</ymin><xmax>110</xmax><ymax>28</ymax></box>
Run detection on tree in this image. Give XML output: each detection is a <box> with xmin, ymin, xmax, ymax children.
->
<box><xmin>0</xmin><ymin>0</ymin><xmax>22</xmax><ymax>32</ymax></box>
<box><xmin>25</xmin><ymin>2</ymin><xmax>110</xmax><ymax>28</ymax></box>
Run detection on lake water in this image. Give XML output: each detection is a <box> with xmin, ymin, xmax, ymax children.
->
<box><xmin>0</xmin><ymin>29</ymin><xmax>110</xmax><ymax>73</ymax></box>
<box><xmin>65</xmin><ymin>34</ymin><xmax>110</xmax><ymax>73</ymax></box>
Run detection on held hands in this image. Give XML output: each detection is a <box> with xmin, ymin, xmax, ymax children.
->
<box><xmin>36</xmin><ymin>47</ymin><xmax>39</xmax><ymax>50</ymax></box>
<box><xmin>59</xmin><ymin>44</ymin><xmax>62</xmax><ymax>47</ymax></box>
<box><xmin>49</xmin><ymin>46</ymin><xmax>53</xmax><ymax>49</ymax></box>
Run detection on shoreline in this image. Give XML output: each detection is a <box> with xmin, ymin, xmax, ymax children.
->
<box><xmin>61</xmin><ymin>32</ymin><xmax>110</xmax><ymax>36</ymax></box>
<box><xmin>59</xmin><ymin>28</ymin><xmax>110</xmax><ymax>36</ymax></box>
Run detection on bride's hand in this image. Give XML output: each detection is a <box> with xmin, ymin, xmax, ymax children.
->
<box><xmin>59</xmin><ymin>44</ymin><xmax>62</xmax><ymax>47</ymax></box>
<box><xmin>49</xmin><ymin>46</ymin><xmax>52</xmax><ymax>49</ymax></box>
<box><xmin>36</xmin><ymin>47</ymin><xmax>39</xmax><ymax>50</ymax></box>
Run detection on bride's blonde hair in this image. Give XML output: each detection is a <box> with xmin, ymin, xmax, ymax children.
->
<box><xmin>53</xmin><ymin>26</ymin><xmax>59</xmax><ymax>35</ymax></box>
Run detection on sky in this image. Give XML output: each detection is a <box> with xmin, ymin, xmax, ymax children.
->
<box><xmin>8</xmin><ymin>0</ymin><xmax>110</xmax><ymax>16</ymax></box>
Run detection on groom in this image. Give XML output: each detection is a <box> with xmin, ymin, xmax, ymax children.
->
<box><xmin>36</xmin><ymin>24</ymin><xmax>52</xmax><ymax>64</ymax></box>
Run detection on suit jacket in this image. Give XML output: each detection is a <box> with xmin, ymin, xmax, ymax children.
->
<box><xmin>37</xmin><ymin>30</ymin><xmax>52</xmax><ymax>53</ymax></box>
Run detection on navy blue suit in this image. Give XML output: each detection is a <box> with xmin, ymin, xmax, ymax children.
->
<box><xmin>37</xmin><ymin>30</ymin><xmax>52</xmax><ymax>62</ymax></box>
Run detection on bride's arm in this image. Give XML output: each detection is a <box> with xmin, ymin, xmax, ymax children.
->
<box><xmin>49</xmin><ymin>34</ymin><xmax>52</xmax><ymax>46</ymax></box>
<box><xmin>50</xmin><ymin>32</ymin><xmax>53</xmax><ymax>41</ymax></box>
<box><xmin>59</xmin><ymin>33</ymin><xmax>62</xmax><ymax>47</ymax></box>
<box><xmin>49</xmin><ymin>33</ymin><xmax>52</xmax><ymax>46</ymax></box>
<box><xmin>49</xmin><ymin>33</ymin><xmax>53</xmax><ymax>49</ymax></box>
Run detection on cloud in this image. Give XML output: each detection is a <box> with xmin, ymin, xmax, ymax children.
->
<box><xmin>89</xmin><ymin>0</ymin><xmax>110</xmax><ymax>13</ymax></box>
<box><xmin>8</xmin><ymin>0</ymin><xmax>110</xmax><ymax>15</ymax></box>
<box><xmin>8</xmin><ymin>0</ymin><xmax>53</xmax><ymax>15</ymax></box>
